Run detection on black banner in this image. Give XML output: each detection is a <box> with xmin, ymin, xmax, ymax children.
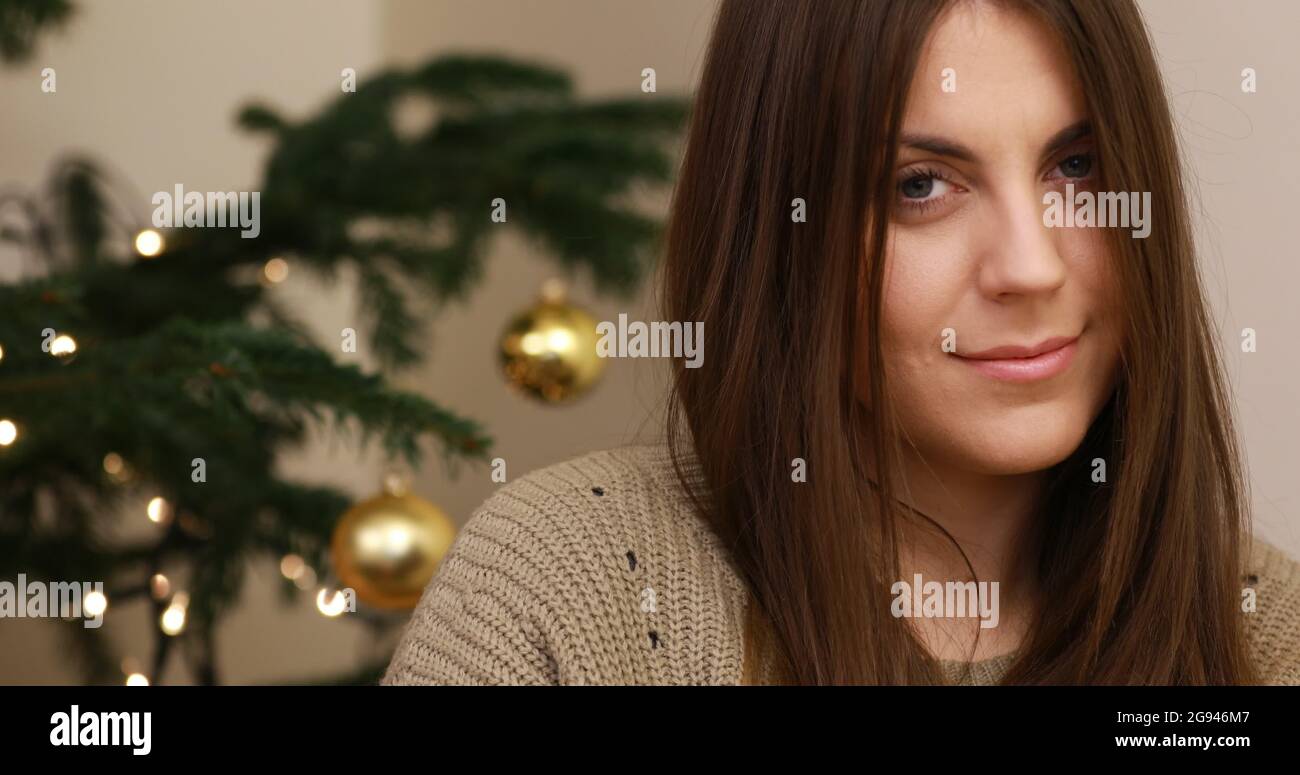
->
<box><xmin>0</xmin><ymin>685</ymin><xmax>1292</xmax><ymax>762</ymax></box>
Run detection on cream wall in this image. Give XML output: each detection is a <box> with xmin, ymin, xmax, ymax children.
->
<box><xmin>0</xmin><ymin>0</ymin><xmax>1294</xmax><ymax>683</ymax></box>
<box><xmin>1140</xmin><ymin>0</ymin><xmax>1300</xmax><ymax>551</ymax></box>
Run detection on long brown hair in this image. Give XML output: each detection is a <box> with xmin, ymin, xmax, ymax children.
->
<box><xmin>661</xmin><ymin>0</ymin><xmax>1255</xmax><ymax>684</ymax></box>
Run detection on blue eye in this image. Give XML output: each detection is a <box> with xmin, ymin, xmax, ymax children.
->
<box><xmin>900</xmin><ymin>175</ymin><xmax>935</xmax><ymax>199</ymax></box>
<box><xmin>893</xmin><ymin>166</ymin><xmax>962</xmax><ymax>218</ymax></box>
<box><xmin>899</xmin><ymin>175</ymin><xmax>954</xmax><ymax>201</ymax></box>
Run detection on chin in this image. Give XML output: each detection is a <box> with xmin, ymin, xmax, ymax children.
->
<box><xmin>942</xmin><ymin>405</ymin><xmax>1093</xmax><ymax>476</ymax></box>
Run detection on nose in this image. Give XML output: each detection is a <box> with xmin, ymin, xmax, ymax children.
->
<box><xmin>976</xmin><ymin>186</ymin><xmax>1068</xmax><ymax>300</ymax></box>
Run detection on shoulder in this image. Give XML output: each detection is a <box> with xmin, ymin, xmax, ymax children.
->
<box><xmin>478</xmin><ymin>443</ymin><xmax>749</xmax><ymax>611</ymax></box>
<box><xmin>384</xmin><ymin>443</ymin><xmax>750</xmax><ymax>685</ymax></box>
<box><xmin>483</xmin><ymin>442</ymin><xmax>743</xmax><ymax>574</ymax></box>
<box><xmin>1244</xmin><ymin>535</ymin><xmax>1300</xmax><ymax>684</ymax></box>
<box><xmin>478</xmin><ymin>443</ymin><xmax>701</xmax><ymax>534</ymax></box>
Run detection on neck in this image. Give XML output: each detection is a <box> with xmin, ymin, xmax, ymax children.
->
<box><xmin>874</xmin><ymin>440</ymin><xmax>1049</xmax><ymax>660</ymax></box>
<box><xmin>893</xmin><ymin>444</ymin><xmax>1046</xmax><ymax>586</ymax></box>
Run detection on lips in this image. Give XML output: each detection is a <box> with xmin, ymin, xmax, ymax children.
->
<box><xmin>953</xmin><ymin>335</ymin><xmax>1079</xmax><ymax>382</ymax></box>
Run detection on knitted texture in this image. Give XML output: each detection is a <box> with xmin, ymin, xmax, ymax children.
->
<box><xmin>382</xmin><ymin>444</ymin><xmax>1300</xmax><ymax>685</ymax></box>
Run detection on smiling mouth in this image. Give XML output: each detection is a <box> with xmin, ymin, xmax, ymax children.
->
<box><xmin>953</xmin><ymin>335</ymin><xmax>1080</xmax><ymax>382</ymax></box>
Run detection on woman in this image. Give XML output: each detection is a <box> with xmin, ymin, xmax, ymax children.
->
<box><xmin>384</xmin><ymin>0</ymin><xmax>1300</xmax><ymax>685</ymax></box>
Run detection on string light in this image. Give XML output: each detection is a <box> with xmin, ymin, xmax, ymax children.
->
<box><xmin>146</xmin><ymin>496</ymin><xmax>172</xmax><ymax>524</ymax></box>
<box><xmin>0</xmin><ymin>343</ymin><xmax>5</xmax><ymax>362</ymax></box>
<box><xmin>83</xmin><ymin>590</ymin><xmax>108</xmax><ymax>618</ymax></box>
<box><xmin>103</xmin><ymin>453</ymin><xmax>124</xmax><ymax>475</ymax></box>
<box><xmin>262</xmin><ymin>257</ymin><xmax>289</xmax><ymax>284</ymax></box>
<box><xmin>103</xmin><ymin>453</ymin><xmax>135</xmax><ymax>484</ymax></box>
<box><xmin>49</xmin><ymin>333</ymin><xmax>77</xmax><ymax>358</ymax></box>
<box><xmin>150</xmin><ymin>573</ymin><xmax>170</xmax><ymax>600</ymax></box>
<box><xmin>121</xmin><ymin>658</ymin><xmax>148</xmax><ymax>685</ymax></box>
<box><xmin>134</xmin><ymin>229</ymin><xmax>164</xmax><ymax>258</ymax></box>
<box><xmin>280</xmin><ymin>553</ymin><xmax>305</xmax><ymax>581</ymax></box>
<box><xmin>0</xmin><ymin>420</ymin><xmax>16</xmax><ymax>447</ymax></box>
<box><xmin>316</xmin><ymin>588</ymin><xmax>347</xmax><ymax>617</ymax></box>
<box><xmin>160</xmin><ymin>592</ymin><xmax>187</xmax><ymax>636</ymax></box>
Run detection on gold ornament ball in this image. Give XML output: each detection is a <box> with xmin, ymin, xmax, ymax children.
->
<box><xmin>330</xmin><ymin>491</ymin><xmax>456</xmax><ymax>609</ymax></box>
<box><xmin>499</xmin><ymin>298</ymin><xmax>605</xmax><ymax>403</ymax></box>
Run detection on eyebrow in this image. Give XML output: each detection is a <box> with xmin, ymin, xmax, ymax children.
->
<box><xmin>898</xmin><ymin>119</ymin><xmax>1092</xmax><ymax>164</ymax></box>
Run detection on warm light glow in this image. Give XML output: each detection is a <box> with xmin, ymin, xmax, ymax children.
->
<box><xmin>50</xmin><ymin>334</ymin><xmax>77</xmax><ymax>357</ymax></box>
<box><xmin>134</xmin><ymin>229</ymin><xmax>164</xmax><ymax>257</ymax></box>
<box><xmin>520</xmin><ymin>332</ymin><xmax>546</xmax><ymax>355</ymax></box>
<box><xmin>357</xmin><ymin>525</ymin><xmax>383</xmax><ymax>555</ymax></box>
<box><xmin>150</xmin><ymin>573</ymin><xmax>170</xmax><ymax>600</ymax></box>
<box><xmin>316</xmin><ymin>588</ymin><xmax>347</xmax><ymax>617</ymax></box>
<box><xmin>280</xmin><ymin>553</ymin><xmax>305</xmax><ymax>580</ymax></box>
<box><xmin>358</xmin><ymin>523</ymin><xmax>414</xmax><ymax>559</ymax></box>
<box><xmin>125</xmin><ymin>673</ymin><xmax>149</xmax><ymax>686</ymax></box>
<box><xmin>146</xmin><ymin>496</ymin><xmax>171</xmax><ymax>524</ymax></box>
<box><xmin>546</xmin><ymin>329</ymin><xmax>575</xmax><ymax>353</ymax></box>
<box><xmin>83</xmin><ymin>591</ymin><xmax>108</xmax><ymax>617</ymax></box>
<box><xmin>0</xmin><ymin>343</ymin><xmax>5</xmax><ymax>362</ymax></box>
<box><xmin>103</xmin><ymin>452</ymin><xmax>124</xmax><ymax>475</ymax></box>
<box><xmin>262</xmin><ymin>257</ymin><xmax>290</xmax><ymax>284</ymax></box>
<box><xmin>0</xmin><ymin>420</ymin><xmax>16</xmax><ymax>447</ymax></box>
<box><xmin>103</xmin><ymin>452</ymin><xmax>133</xmax><ymax>483</ymax></box>
<box><xmin>160</xmin><ymin>593</ymin><xmax>187</xmax><ymax>636</ymax></box>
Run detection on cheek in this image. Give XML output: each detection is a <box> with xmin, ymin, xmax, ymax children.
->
<box><xmin>1060</xmin><ymin>227</ymin><xmax>1111</xmax><ymax>293</ymax></box>
<box><xmin>879</xmin><ymin>230</ymin><xmax>967</xmax><ymax>363</ymax></box>
<box><xmin>870</xmin><ymin>231</ymin><xmax>976</xmax><ymax>456</ymax></box>
<box><xmin>1060</xmin><ymin>228</ymin><xmax>1125</xmax><ymax>366</ymax></box>
<box><xmin>871</xmin><ymin>226</ymin><xmax>1122</xmax><ymax>476</ymax></box>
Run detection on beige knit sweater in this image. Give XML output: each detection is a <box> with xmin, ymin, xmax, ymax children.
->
<box><xmin>382</xmin><ymin>444</ymin><xmax>1300</xmax><ymax>685</ymax></box>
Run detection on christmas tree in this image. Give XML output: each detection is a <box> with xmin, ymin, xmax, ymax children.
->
<box><xmin>0</xmin><ymin>0</ymin><xmax>687</xmax><ymax>684</ymax></box>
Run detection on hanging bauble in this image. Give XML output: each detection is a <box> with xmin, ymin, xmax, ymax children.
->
<box><xmin>498</xmin><ymin>279</ymin><xmax>604</xmax><ymax>403</ymax></box>
<box><xmin>330</xmin><ymin>473</ymin><xmax>456</xmax><ymax>609</ymax></box>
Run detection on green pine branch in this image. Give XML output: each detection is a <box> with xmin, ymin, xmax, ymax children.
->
<box><xmin>0</xmin><ymin>49</ymin><xmax>687</xmax><ymax>684</ymax></box>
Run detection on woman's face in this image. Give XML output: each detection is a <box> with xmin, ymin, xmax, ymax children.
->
<box><xmin>878</xmin><ymin>1</ymin><xmax>1123</xmax><ymax>476</ymax></box>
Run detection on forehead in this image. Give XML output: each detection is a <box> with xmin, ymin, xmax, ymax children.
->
<box><xmin>904</xmin><ymin>2</ymin><xmax>1087</xmax><ymax>144</ymax></box>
